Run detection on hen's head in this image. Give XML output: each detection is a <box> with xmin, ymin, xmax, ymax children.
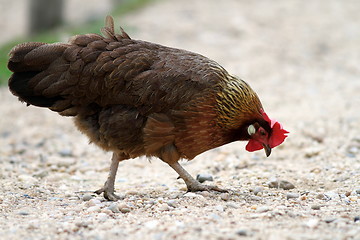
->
<box><xmin>216</xmin><ymin>78</ymin><xmax>288</xmax><ymax>157</ymax></box>
<box><xmin>245</xmin><ymin>109</ymin><xmax>288</xmax><ymax>157</ymax></box>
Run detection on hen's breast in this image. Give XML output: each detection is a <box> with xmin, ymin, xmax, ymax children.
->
<box><xmin>74</xmin><ymin>105</ymin><xmax>147</xmax><ymax>157</ymax></box>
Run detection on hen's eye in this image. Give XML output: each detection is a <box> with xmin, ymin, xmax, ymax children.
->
<box><xmin>247</xmin><ymin>125</ymin><xmax>256</xmax><ymax>135</ymax></box>
<box><xmin>260</xmin><ymin>130</ymin><xmax>266</xmax><ymax>136</ymax></box>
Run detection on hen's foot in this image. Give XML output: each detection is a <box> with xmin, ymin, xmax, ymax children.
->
<box><xmin>94</xmin><ymin>186</ymin><xmax>122</xmax><ymax>201</ymax></box>
<box><xmin>187</xmin><ymin>181</ymin><xmax>228</xmax><ymax>193</ymax></box>
<box><xmin>95</xmin><ymin>152</ymin><xmax>126</xmax><ymax>201</ymax></box>
<box><xmin>168</xmin><ymin>161</ymin><xmax>228</xmax><ymax>193</ymax></box>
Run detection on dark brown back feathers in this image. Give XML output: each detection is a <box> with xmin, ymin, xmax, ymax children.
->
<box><xmin>8</xmin><ymin>16</ymin><xmax>226</xmax><ymax>117</ymax></box>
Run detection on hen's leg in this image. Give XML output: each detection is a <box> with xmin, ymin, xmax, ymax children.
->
<box><xmin>168</xmin><ymin>161</ymin><xmax>227</xmax><ymax>193</ymax></box>
<box><xmin>95</xmin><ymin>152</ymin><xmax>125</xmax><ymax>201</ymax></box>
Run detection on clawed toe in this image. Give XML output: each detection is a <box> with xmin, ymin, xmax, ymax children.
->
<box><xmin>187</xmin><ymin>182</ymin><xmax>228</xmax><ymax>193</ymax></box>
<box><xmin>203</xmin><ymin>185</ymin><xmax>228</xmax><ymax>193</ymax></box>
<box><xmin>94</xmin><ymin>187</ymin><xmax>122</xmax><ymax>201</ymax></box>
<box><xmin>169</xmin><ymin>162</ymin><xmax>228</xmax><ymax>194</ymax></box>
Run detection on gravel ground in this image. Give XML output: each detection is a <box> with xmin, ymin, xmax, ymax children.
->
<box><xmin>1</xmin><ymin>0</ymin><xmax>360</xmax><ymax>239</ymax></box>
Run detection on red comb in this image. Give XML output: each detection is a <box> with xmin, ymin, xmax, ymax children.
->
<box><xmin>261</xmin><ymin>109</ymin><xmax>289</xmax><ymax>148</ymax></box>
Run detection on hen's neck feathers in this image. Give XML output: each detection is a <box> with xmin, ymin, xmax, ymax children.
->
<box><xmin>216</xmin><ymin>77</ymin><xmax>263</xmax><ymax>130</ymax></box>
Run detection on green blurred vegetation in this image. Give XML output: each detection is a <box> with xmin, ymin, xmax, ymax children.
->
<box><xmin>0</xmin><ymin>0</ymin><xmax>156</xmax><ymax>86</ymax></box>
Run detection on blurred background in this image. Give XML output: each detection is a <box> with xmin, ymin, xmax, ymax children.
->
<box><xmin>0</xmin><ymin>1</ymin><xmax>360</xmax><ymax>239</ymax></box>
<box><xmin>0</xmin><ymin>0</ymin><xmax>154</xmax><ymax>84</ymax></box>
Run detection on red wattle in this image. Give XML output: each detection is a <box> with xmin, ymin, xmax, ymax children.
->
<box><xmin>246</xmin><ymin>139</ymin><xmax>263</xmax><ymax>152</ymax></box>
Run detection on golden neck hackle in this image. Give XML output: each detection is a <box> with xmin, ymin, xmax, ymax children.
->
<box><xmin>216</xmin><ymin>76</ymin><xmax>262</xmax><ymax>130</ymax></box>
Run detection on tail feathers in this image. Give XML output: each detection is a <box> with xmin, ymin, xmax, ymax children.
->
<box><xmin>8</xmin><ymin>42</ymin><xmax>68</xmax><ymax>109</ymax></box>
<box><xmin>9</xmin><ymin>72</ymin><xmax>63</xmax><ymax>108</ymax></box>
<box><xmin>8</xmin><ymin>42</ymin><xmax>45</xmax><ymax>67</ymax></box>
<box><xmin>100</xmin><ymin>15</ymin><xmax>131</xmax><ymax>41</ymax></box>
<box><xmin>8</xmin><ymin>16</ymin><xmax>131</xmax><ymax>116</ymax></box>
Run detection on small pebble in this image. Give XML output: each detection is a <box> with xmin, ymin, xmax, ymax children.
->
<box><xmin>349</xmin><ymin>196</ymin><xmax>358</xmax><ymax>201</ymax></box>
<box><xmin>324</xmin><ymin>217</ymin><xmax>336</xmax><ymax>223</ymax></box>
<box><xmin>316</xmin><ymin>193</ymin><xmax>326</xmax><ymax>200</ymax></box>
<box><xmin>310</xmin><ymin>168</ymin><xmax>321</xmax><ymax>174</ymax></box>
<box><xmin>198</xmin><ymin>191</ymin><xmax>211</xmax><ymax>197</ymax></box>
<box><xmin>33</xmin><ymin>170</ymin><xmax>48</xmax><ymax>178</ymax></box>
<box><xmin>18</xmin><ymin>175</ymin><xmax>37</xmax><ymax>184</ymax></box>
<box><xmin>287</xmin><ymin>192</ymin><xmax>300</xmax><ymax>199</ymax></box>
<box><xmin>236</xmin><ymin>229</ymin><xmax>248</xmax><ymax>236</ymax></box>
<box><xmin>311</xmin><ymin>205</ymin><xmax>321</xmax><ymax>210</ymax></box>
<box><xmin>226</xmin><ymin>202</ymin><xmax>238</xmax><ymax>209</ymax></box>
<box><xmin>158</xmin><ymin>203</ymin><xmax>170</xmax><ymax>211</ymax></box>
<box><xmin>82</xmin><ymin>194</ymin><xmax>93</xmax><ymax>201</ymax></box>
<box><xmin>166</xmin><ymin>200</ymin><xmax>178</xmax><ymax>208</ymax></box>
<box><xmin>125</xmin><ymin>190</ymin><xmax>139</xmax><ymax>195</ymax></box>
<box><xmin>86</xmin><ymin>198</ymin><xmax>102</xmax><ymax>207</ymax></box>
<box><xmin>304</xmin><ymin>148</ymin><xmax>321</xmax><ymax>158</ymax></box>
<box><xmin>97</xmin><ymin>213</ymin><xmax>109</xmax><ymax>221</ymax></box>
<box><xmin>116</xmin><ymin>178</ymin><xmax>128</xmax><ymax>183</ymax></box>
<box><xmin>250</xmin><ymin>196</ymin><xmax>262</xmax><ymax>201</ymax></box>
<box><xmin>23</xmin><ymin>194</ymin><xmax>34</xmax><ymax>199</ymax></box>
<box><xmin>354</xmin><ymin>216</ymin><xmax>360</xmax><ymax>222</ymax></box>
<box><xmin>348</xmin><ymin>146</ymin><xmax>359</xmax><ymax>154</ymax></box>
<box><xmin>209</xmin><ymin>213</ymin><xmax>221</xmax><ymax>220</ymax></box>
<box><xmin>108</xmin><ymin>203</ymin><xmax>120</xmax><ymax>213</ymax></box>
<box><xmin>288</xmin><ymin>211</ymin><xmax>297</xmax><ymax>218</ymax></box>
<box><xmin>0</xmin><ymin>130</ymin><xmax>10</xmax><ymax>138</ymax></box>
<box><xmin>300</xmin><ymin>195</ymin><xmax>307</xmax><ymax>200</ymax></box>
<box><xmin>355</xmin><ymin>189</ymin><xmax>360</xmax><ymax>195</ymax></box>
<box><xmin>118</xmin><ymin>203</ymin><xmax>131</xmax><ymax>213</ymax></box>
<box><xmin>253</xmin><ymin>186</ymin><xmax>264</xmax><ymax>195</ymax></box>
<box><xmin>220</xmin><ymin>193</ymin><xmax>230</xmax><ymax>201</ymax></box>
<box><xmin>55</xmin><ymin>158</ymin><xmax>75</xmax><ymax>167</ymax></box>
<box><xmin>144</xmin><ymin>220</ymin><xmax>159</xmax><ymax>229</ymax></box>
<box><xmin>75</xmin><ymin>221</ymin><xmax>89</xmax><ymax>228</ymax></box>
<box><xmin>58</xmin><ymin>149</ymin><xmax>73</xmax><ymax>157</ymax></box>
<box><xmin>184</xmin><ymin>192</ymin><xmax>204</xmax><ymax>198</ymax></box>
<box><xmin>18</xmin><ymin>211</ymin><xmax>30</xmax><ymax>216</ymax></box>
<box><xmin>101</xmin><ymin>209</ymin><xmax>113</xmax><ymax>215</ymax></box>
<box><xmin>268</xmin><ymin>179</ymin><xmax>279</xmax><ymax>188</ymax></box>
<box><xmin>256</xmin><ymin>206</ymin><xmax>271</xmax><ymax>213</ymax></box>
<box><xmin>196</xmin><ymin>173</ymin><xmax>213</xmax><ymax>183</ymax></box>
<box><xmin>68</xmin><ymin>196</ymin><xmax>79</xmax><ymax>201</ymax></box>
<box><xmin>145</xmin><ymin>200</ymin><xmax>156</xmax><ymax>206</ymax></box>
<box><xmin>268</xmin><ymin>179</ymin><xmax>295</xmax><ymax>190</ymax></box>
<box><xmin>250</xmin><ymin>205</ymin><xmax>257</xmax><ymax>210</ymax></box>
<box><xmin>26</xmin><ymin>223</ymin><xmax>38</xmax><ymax>230</ymax></box>
<box><xmin>304</xmin><ymin>218</ymin><xmax>319</xmax><ymax>228</ymax></box>
<box><xmin>64</xmin><ymin>192</ymin><xmax>74</xmax><ymax>198</ymax></box>
<box><xmin>144</xmin><ymin>204</ymin><xmax>152</xmax><ymax>210</ymax></box>
<box><xmin>324</xmin><ymin>191</ymin><xmax>339</xmax><ymax>200</ymax></box>
<box><xmin>214</xmin><ymin>205</ymin><xmax>224</xmax><ymax>212</ymax></box>
<box><xmin>87</xmin><ymin>206</ymin><xmax>101</xmax><ymax>213</ymax></box>
<box><xmin>279</xmin><ymin>180</ymin><xmax>295</xmax><ymax>190</ymax></box>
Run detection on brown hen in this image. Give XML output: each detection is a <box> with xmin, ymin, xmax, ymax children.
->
<box><xmin>8</xmin><ymin>16</ymin><xmax>288</xmax><ymax>200</ymax></box>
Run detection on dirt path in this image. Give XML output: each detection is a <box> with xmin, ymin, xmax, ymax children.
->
<box><xmin>1</xmin><ymin>0</ymin><xmax>360</xmax><ymax>239</ymax></box>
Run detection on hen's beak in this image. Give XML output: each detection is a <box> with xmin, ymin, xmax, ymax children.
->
<box><xmin>263</xmin><ymin>144</ymin><xmax>272</xmax><ymax>157</ymax></box>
